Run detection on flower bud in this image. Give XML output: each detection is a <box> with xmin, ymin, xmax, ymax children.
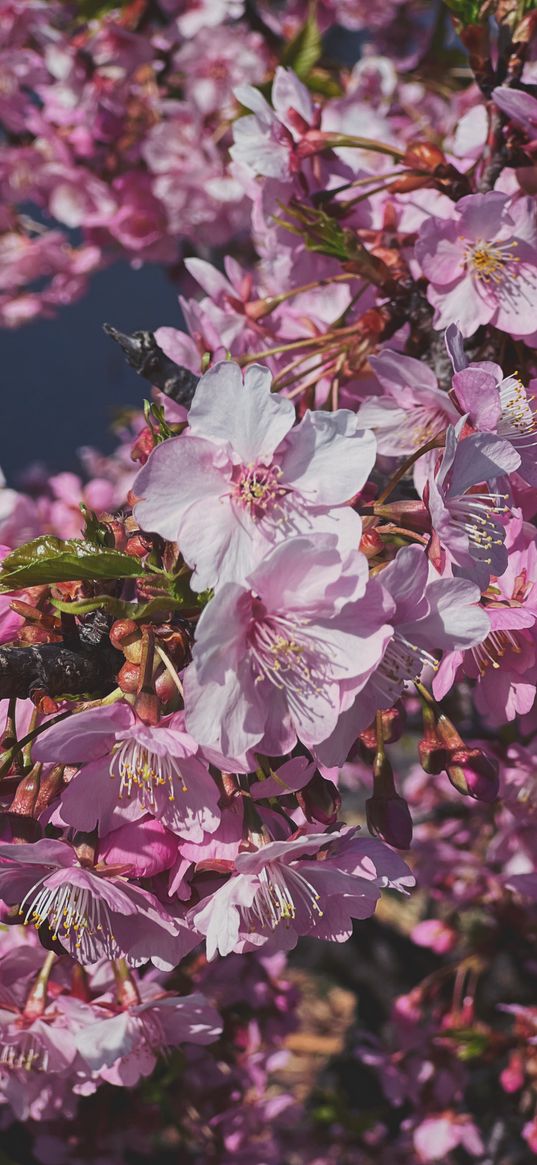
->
<box><xmin>131</xmin><ymin>425</ymin><xmax>156</xmax><ymax>465</ymax></box>
<box><xmin>9</xmin><ymin>765</ymin><xmax>41</xmax><ymax>816</ymax></box>
<box><xmin>367</xmin><ymin>754</ymin><xmax>413</xmax><ymax>849</ymax></box>
<box><xmin>446</xmin><ymin>748</ymin><xmax>499</xmax><ymax>803</ymax></box>
<box><xmin>404</xmin><ymin>142</ymin><xmax>446</xmax><ymax>170</ymax></box>
<box><xmin>359</xmin><ymin>527</ymin><xmax>383</xmax><ymax>559</ymax></box>
<box><xmin>296</xmin><ymin>771</ymin><xmax>341</xmax><ymax>825</ymax></box>
<box><xmin>118</xmin><ymin>659</ymin><xmax>140</xmax><ymax>693</ymax></box>
<box><xmin>125</xmin><ymin>532</ymin><xmax>155</xmax><ymax>559</ymax></box>
<box><xmin>366</xmin><ymin>791</ymin><xmax>413</xmax><ymax>850</ymax></box>
<box><xmin>109</xmin><ymin>618</ymin><xmax>138</xmax><ymax>650</ymax></box>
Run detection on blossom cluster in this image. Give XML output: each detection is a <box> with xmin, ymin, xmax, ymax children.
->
<box><xmin>1</xmin><ymin>0</ymin><xmax>537</xmax><ymax>1162</ymax></box>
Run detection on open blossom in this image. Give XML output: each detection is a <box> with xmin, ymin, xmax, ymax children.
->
<box><xmin>75</xmin><ymin>991</ymin><xmax>222</xmax><ymax>1086</ymax></box>
<box><xmin>447</xmin><ymin>331</ymin><xmax>537</xmax><ymax>487</ymax></box>
<box><xmin>0</xmin><ymin>839</ymin><xmax>196</xmax><ymax>969</ymax></box>
<box><xmin>134</xmin><ymin>360</ymin><xmax>375</xmax><ymax>592</ymax></box>
<box><xmin>183</xmin><ymin>534</ymin><xmax>393</xmax><ymax>764</ymax></box>
<box><xmin>189</xmin><ymin>829</ymin><xmax>414</xmax><ymax>959</ymax></box>
<box><xmin>317</xmin><ymin>544</ymin><xmax>489</xmax><ymax>766</ymax></box>
<box><xmin>425</xmin><ymin>419</ymin><xmax>521</xmax><ymax>589</ymax></box>
<box><xmin>33</xmin><ymin>703</ymin><xmax>221</xmax><ymax>843</ymax></box>
<box><xmin>415</xmin><ymin>191</ymin><xmax>537</xmax><ymax>337</ymax></box>
<box><xmin>357</xmin><ymin>349</ymin><xmax>458</xmax><ymax>456</ymax></box>
<box><xmin>434</xmin><ymin>516</ymin><xmax>537</xmax><ymax>723</ymax></box>
<box><xmin>231</xmin><ymin>67</ymin><xmax>321</xmax><ymax>181</ymax></box>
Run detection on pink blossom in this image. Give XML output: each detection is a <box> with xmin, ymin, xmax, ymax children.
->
<box><xmin>190</xmin><ymin>829</ymin><xmax>414</xmax><ymax>958</ymax></box>
<box><xmin>357</xmin><ymin>349</ymin><xmax>458</xmax><ymax>456</ymax></box>
<box><xmin>434</xmin><ymin>515</ymin><xmax>537</xmax><ymax>722</ymax></box>
<box><xmin>33</xmin><ymin>703</ymin><xmax>221</xmax><ymax>843</ymax></box>
<box><xmin>231</xmin><ymin>67</ymin><xmax>319</xmax><ymax>181</ymax></box>
<box><xmin>75</xmin><ymin>990</ymin><xmax>221</xmax><ymax>1085</ymax></box>
<box><xmin>134</xmin><ymin>359</ymin><xmax>375</xmax><ymax>591</ymax></box>
<box><xmin>425</xmin><ymin>419</ymin><xmax>521</xmax><ymax>588</ymax></box>
<box><xmin>416</xmin><ymin>191</ymin><xmax>537</xmax><ymax>337</ymax></box>
<box><xmin>317</xmin><ymin>543</ymin><xmax>488</xmax><ymax>766</ymax></box>
<box><xmin>0</xmin><ymin>839</ymin><xmax>196</xmax><ymax>969</ymax></box>
<box><xmin>183</xmin><ymin>535</ymin><xmax>393</xmax><ymax>763</ymax></box>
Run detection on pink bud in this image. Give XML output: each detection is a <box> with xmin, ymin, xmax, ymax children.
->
<box><xmin>366</xmin><ymin>792</ymin><xmax>413</xmax><ymax>850</ymax></box>
<box><xmin>446</xmin><ymin>748</ymin><xmax>499</xmax><ymax>802</ymax></box>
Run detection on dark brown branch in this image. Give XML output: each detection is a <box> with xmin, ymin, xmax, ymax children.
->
<box><xmin>104</xmin><ymin>324</ymin><xmax>199</xmax><ymax>407</ymax></box>
<box><xmin>0</xmin><ymin>642</ymin><xmax>121</xmax><ymax>699</ymax></box>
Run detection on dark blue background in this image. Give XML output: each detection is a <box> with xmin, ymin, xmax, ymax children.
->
<box><xmin>0</xmin><ymin>262</ymin><xmax>181</xmax><ymax>482</ymax></box>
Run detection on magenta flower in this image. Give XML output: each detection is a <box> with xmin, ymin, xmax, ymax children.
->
<box><xmin>183</xmin><ymin>535</ymin><xmax>393</xmax><ymax>763</ymax></box>
<box><xmin>317</xmin><ymin>543</ymin><xmax>489</xmax><ymax>766</ymax></box>
<box><xmin>190</xmin><ymin>829</ymin><xmax>414</xmax><ymax>959</ymax></box>
<box><xmin>134</xmin><ymin>359</ymin><xmax>375</xmax><ymax>592</ymax></box>
<box><xmin>33</xmin><ymin>703</ymin><xmax>221</xmax><ymax>843</ymax></box>
<box><xmin>425</xmin><ymin>419</ymin><xmax>521</xmax><ymax>589</ymax></box>
<box><xmin>416</xmin><ymin>191</ymin><xmax>537</xmax><ymax>337</ymax></box>
<box><xmin>0</xmin><ymin>839</ymin><xmax>196</xmax><ymax>969</ymax></box>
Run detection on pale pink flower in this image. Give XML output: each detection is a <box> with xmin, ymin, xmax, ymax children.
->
<box><xmin>416</xmin><ymin>191</ymin><xmax>537</xmax><ymax>337</ymax></box>
<box><xmin>134</xmin><ymin>360</ymin><xmax>375</xmax><ymax>591</ymax></box>
<box><xmin>317</xmin><ymin>543</ymin><xmax>489</xmax><ymax>766</ymax></box>
<box><xmin>190</xmin><ymin>829</ymin><xmax>414</xmax><ymax>959</ymax></box>
<box><xmin>425</xmin><ymin>418</ymin><xmax>521</xmax><ymax>589</ymax></box>
<box><xmin>357</xmin><ymin>349</ymin><xmax>457</xmax><ymax>456</ymax></box>
<box><xmin>33</xmin><ymin>703</ymin><xmax>221</xmax><ymax>843</ymax></box>
<box><xmin>0</xmin><ymin>839</ymin><xmax>196</xmax><ymax>969</ymax></box>
<box><xmin>183</xmin><ymin>535</ymin><xmax>393</xmax><ymax>763</ymax></box>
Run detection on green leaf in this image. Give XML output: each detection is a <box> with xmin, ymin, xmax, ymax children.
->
<box><xmin>0</xmin><ymin>537</ymin><xmax>144</xmax><ymax>591</ymax></box>
<box><xmin>281</xmin><ymin>7</ymin><xmax>322</xmax><ymax>80</ymax></box>
<box><xmin>442</xmin><ymin>0</ymin><xmax>486</xmax><ymax>24</ymax></box>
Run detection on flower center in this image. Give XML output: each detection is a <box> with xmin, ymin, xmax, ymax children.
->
<box><xmin>248</xmin><ymin>608</ymin><xmax>326</xmax><ymax>707</ymax></box>
<box><xmin>110</xmin><ymin>738</ymin><xmax>188</xmax><ymax>807</ymax></box>
<box><xmin>375</xmin><ymin>633</ymin><xmax>438</xmax><ymax>705</ymax></box>
<box><xmin>231</xmin><ymin>462</ymin><xmax>287</xmax><ymax>520</ymax></box>
<box><xmin>447</xmin><ymin>493</ymin><xmax>509</xmax><ymax>564</ymax></box>
<box><xmin>246</xmin><ymin>864</ymin><xmax>323</xmax><ymax>931</ymax></box>
<box><xmin>19</xmin><ymin>878</ymin><xmax>115</xmax><ymax>961</ymax></box>
<box><xmin>466</xmin><ymin>239</ymin><xmax>518</xmax><ymax>283</ymax></box>
<box><xmin>0</xmin><ymin>1035</ymin><xmax>46</xmax><ymax>1072</ymax></box>
<box><xmin>472</xmin><ymin>629</ymin><xmax>522</xmax><ymax>676</ymax></box>
<box><xmin>497</xmin><ymin>374</ymin><xmax>537</xmax><ymax>447</ymax></box>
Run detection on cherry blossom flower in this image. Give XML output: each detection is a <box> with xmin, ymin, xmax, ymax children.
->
<box><xmin>33</xmin><ymin>703</ymin><xmax>221</xmax><ymax>843</ymax></box>
<box><xmin>134</xmin><ymin>359</ymin><xmax>376</xmax><ymax>592</ymax></box>
<box><xmin>0</xmin><ymin>839</ymin><xmax>196</xmax><ymax>969</ymax></box>
<box><xmin>190</xmin><ymin>829</ymin><xmax>414</xmax><ymax>959</ymax></box>
<box><xmin>425</xmin><ymin>419</ymin><xmax>521</xmax><ymax>588</ymax></box>
<box><xmin>415</xmin><ymin>191</ymin><xmax>537</xmax><ymax>337</ymax></box>
<box><xmin>317</xmin><ymin>543</ymin><xmax>489</xmax><ymax>766</ymax></box>
<box><xmin>183</xmin><ymin>534</ymin><xmax>393</xmax><ymax>763</ymax></box>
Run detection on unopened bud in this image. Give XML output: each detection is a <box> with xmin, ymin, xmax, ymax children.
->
<box><xmin>9</xmin><ymin>765</ymin><xmax>41</xmax><ymax>816</ymax></box>
<box><xmin>297</xmin><ymin>771</ymin><xmax>341</xmax><ymax>825</ymax></box>
<box><xmin>404</xmin><ymin>142</ymin><xmax>446</xmax><ymax>170</ymax></box>
<box><xmin>118</xmin><ymin>659</ymin><xmax>141</xmax><ymax>693</ymax></box>
<box><xmin>366</xmin><ymin>792</ymin><xmax>413</xmax><ymax>849</ymax></box>
<box><xmin>125</xmin><ymin>532</ymin><xmax>154</xmax><ymax>559</ymax></box>
<box><xmin>360</xmin><ymin>527</ymin><xmax>383</xmax><ymax>559</ymax></box>
<box><xmin>110</xmin><ymin>618</ymin><xmax>142</xmax><ymax>663</ymax></box>
<box><xmin>131</xmin><ymin>426</ymin><xmax>156</xmax><ymax>465</ymax></box>
<box><xmin>446</xmin><ymin>748</ymin><xmax>499</xmax><ymax>803</ymax></box>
